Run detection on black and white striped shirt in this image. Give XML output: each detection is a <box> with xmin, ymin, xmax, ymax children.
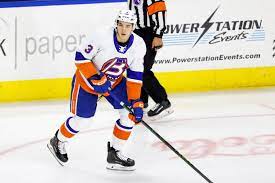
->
<box><xmin>128</xmin><ymin>0</ymin><xmax>167</xmax><ymax>37</ymax></box>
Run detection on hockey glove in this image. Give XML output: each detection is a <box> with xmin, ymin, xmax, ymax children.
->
<box><xmin>128</xmin><ymin>99</ymin><xmax>144</xmax><ymax>123</ymax></box>
<box><xmin>90</xmin><ymin>72</ymin><xmax>111</xmax><ymax>95</ymax></box>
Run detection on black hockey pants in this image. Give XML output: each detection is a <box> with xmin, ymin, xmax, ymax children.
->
<box><xmin>134</xmin><ymin>28</ymin><xmax>168</xmax><ymax>104</ymax></box>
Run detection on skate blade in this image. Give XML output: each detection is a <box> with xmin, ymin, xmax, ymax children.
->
<box><xmin>47</xmin><ymin>143</ymin><xmax>65</xmax><ymax>167</ymax></box>
<box><xmin>146</xmin><ymin>108</ymin><xmax>174</xmax><ymax>121</ymax></box>
<box><xmin>106</xmin><ymin>163</ymin><xmax>135</xmax><ymax>171</ymax></box>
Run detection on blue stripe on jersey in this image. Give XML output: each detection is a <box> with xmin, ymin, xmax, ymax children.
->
<box><xmin>113</xmin><ymin>29</ymin><xmax>134</xmax><ymax>54</ymax></box>
<box><xmin>127</xmin><ymin>69</ymin><xmax>143</xmax><ymax>81</ymax></box>
<box><xmin>116</xmin><ymin>119</ymin><xmax>133</xmax><ymax>130</ymax></box>
<box><xmin>66</xmin><ymin>117</ymin><xmax>79</xmax><ymax>133</ymax></box>
<box><xmin>75</xmin><ymin>51</ymin><xmax>88</xmax><ymax>61</ymax></box>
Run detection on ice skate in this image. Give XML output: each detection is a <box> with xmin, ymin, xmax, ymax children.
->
<box><xmin>147</xmin><ymin>100</ymin><xmax>174</xmax><ymax>121</ymax></box>
<box><xmin>47</xmin><ymin>131</ymin><xmax>68</xmax><ymax>166</ymax></box>
<box><xmin>106</xmin><ymin>142</ymin><xmax>135</xmax><ymax>171</ymax></box>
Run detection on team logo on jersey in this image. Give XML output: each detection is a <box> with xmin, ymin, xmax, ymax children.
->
<box><xmin>101</xmin><ymin>57</ymin><xmax>128</xmax><ymax>81</ymax></box>
<box><xmin>119</xmin><ymin>46</ymin><xmax>126</xmax><ymax>53</ymax></box>
<box><xmin>133</xmin><ymin>0</ymin><xmax>141</xmax><ymax>5</ymax></box>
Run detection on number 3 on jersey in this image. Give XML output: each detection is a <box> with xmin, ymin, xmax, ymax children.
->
<box><xmin>101</xmin><ymin>58</ymin><xmax>128</xmax><ymax>81</ymax></box>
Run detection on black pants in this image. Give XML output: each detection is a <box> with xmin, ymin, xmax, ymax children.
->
<box><xmin>134</xmin><ymin>28</ymin><xmax>168</xmax><ymax>104</ymax></box>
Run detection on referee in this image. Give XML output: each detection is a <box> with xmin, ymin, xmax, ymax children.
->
<box><xmin>128</xmin><ymin>0</ymin><xmax>173</xmax><ymax>119</ymax></box>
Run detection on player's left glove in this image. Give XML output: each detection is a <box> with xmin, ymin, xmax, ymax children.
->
<box><xmin>128</xmin><ymin>99</ymin><xmax>144</xmax><ymax>123</ymax></box>
<box><xmin>89</xmin><ymin>72</ymin><xmax>111</xmax><ymax>95</ymax></box>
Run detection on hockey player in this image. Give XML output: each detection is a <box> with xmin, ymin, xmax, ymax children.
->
<box><xmin>47</xmin><ymin>9</ymin><xmax>146</xmax><ymax>171</ymax></box>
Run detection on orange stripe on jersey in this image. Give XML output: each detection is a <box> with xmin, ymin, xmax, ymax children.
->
<box><xmin>71</xmin><ymin>78</ymin><xmax>80</xmax><ymax>115</ymax></box>
<box><xmin>60</xmin><ymin>122</ymin><xmax>75</xmax><ymax>138</ymax></box>
<box><xmin>75</xmin><ymin>71</ymin><xmax>94</xmax><ymax>93</ymax></box>
<box><xmin>75</xmin><ymin>62</ymin><xmax>98</xmax><ymax>79</ymax></box>
<box><xmin>113</xmin><ymin>125</ymin><xmax>131</xmax><ymax>140</ymax></box>
<box><xmin>147</xmin><ymin>1</ymin><xmax>166</xmax><ymax>16</ymax></box>
<box><xmin>126</xmin><ymin>80</ymin><xmax>142</xmax><ymax>101</ymax></box>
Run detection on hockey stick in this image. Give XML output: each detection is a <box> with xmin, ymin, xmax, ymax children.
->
<box><xmin>108</xmin><ymin>91</ymin><xmax>214</xmax><ymax>183</ymax></box>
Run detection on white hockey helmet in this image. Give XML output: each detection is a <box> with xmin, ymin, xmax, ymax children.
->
<box><xmin>115</xmin><ymin>9</ymin><xmax>137</xmax><ymax>28</ymax></box>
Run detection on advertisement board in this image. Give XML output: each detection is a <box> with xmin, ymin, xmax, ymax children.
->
<box><xmin>0</xmin><ymin>0</ymin><xmax>274</xmax><ymax>102</ymax></box>
<box><xmin>0</xmin><ymin>2</ymin><xmax>126</xmax><ymax>81</ymax></box>
<box><xmin>155</xmin><ymin>0</ymin><xmax>275</xmax><ymax>71</ymax></box>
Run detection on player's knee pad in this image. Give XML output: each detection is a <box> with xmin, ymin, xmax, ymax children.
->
<box><xmin>118</xmin><ymin>108</ymin><xmax>135</xmax><ymax>128</ymax></box>
<box><xmin>68</xmin><ymin>115</ymin><xmax>93</xmax><ymax>131</ymax></box>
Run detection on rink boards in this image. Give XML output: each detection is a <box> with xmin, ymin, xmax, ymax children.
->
<box><xmin>0</xmin><ymin>0</ymin><xmax>275</xmax><ymax>102</ymax></box>
<box><xmin>1</xmin><ymin>67</ymin><xmax>275</xmax><ymax>102</ymax></box>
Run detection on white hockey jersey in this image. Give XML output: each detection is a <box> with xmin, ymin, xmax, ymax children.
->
<box><xmin>74</xmin><ymin>27</ymin><xmax>146</xmax><ymax>100</ymax></box>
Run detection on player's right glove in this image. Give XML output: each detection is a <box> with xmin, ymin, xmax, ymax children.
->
<box><xmin>128</xmin><ymin>99</ymin><xmax>144</xmax><ymax>123</ymax></box>
<box><xmin>89</xmin><ymin>72</ymin><xmax>111</xmax><ymax>95</ymax></box>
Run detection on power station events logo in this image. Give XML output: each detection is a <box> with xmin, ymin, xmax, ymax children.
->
<box><xmin>163</xmin><ymin>6</ymin><xmax>265</xmax><ymax>47</ymax></box>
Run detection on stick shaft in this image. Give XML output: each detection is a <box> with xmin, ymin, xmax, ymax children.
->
<box><xmin>109</xmin><ymin>93</ymin><xmax>213</xmax><ymax>183</ymax></box>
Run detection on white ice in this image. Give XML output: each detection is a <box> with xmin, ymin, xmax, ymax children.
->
<box><xmin>1</xmin><ymin>87</ymin><xmax>275</xmax><ymax>183</ymax></box>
